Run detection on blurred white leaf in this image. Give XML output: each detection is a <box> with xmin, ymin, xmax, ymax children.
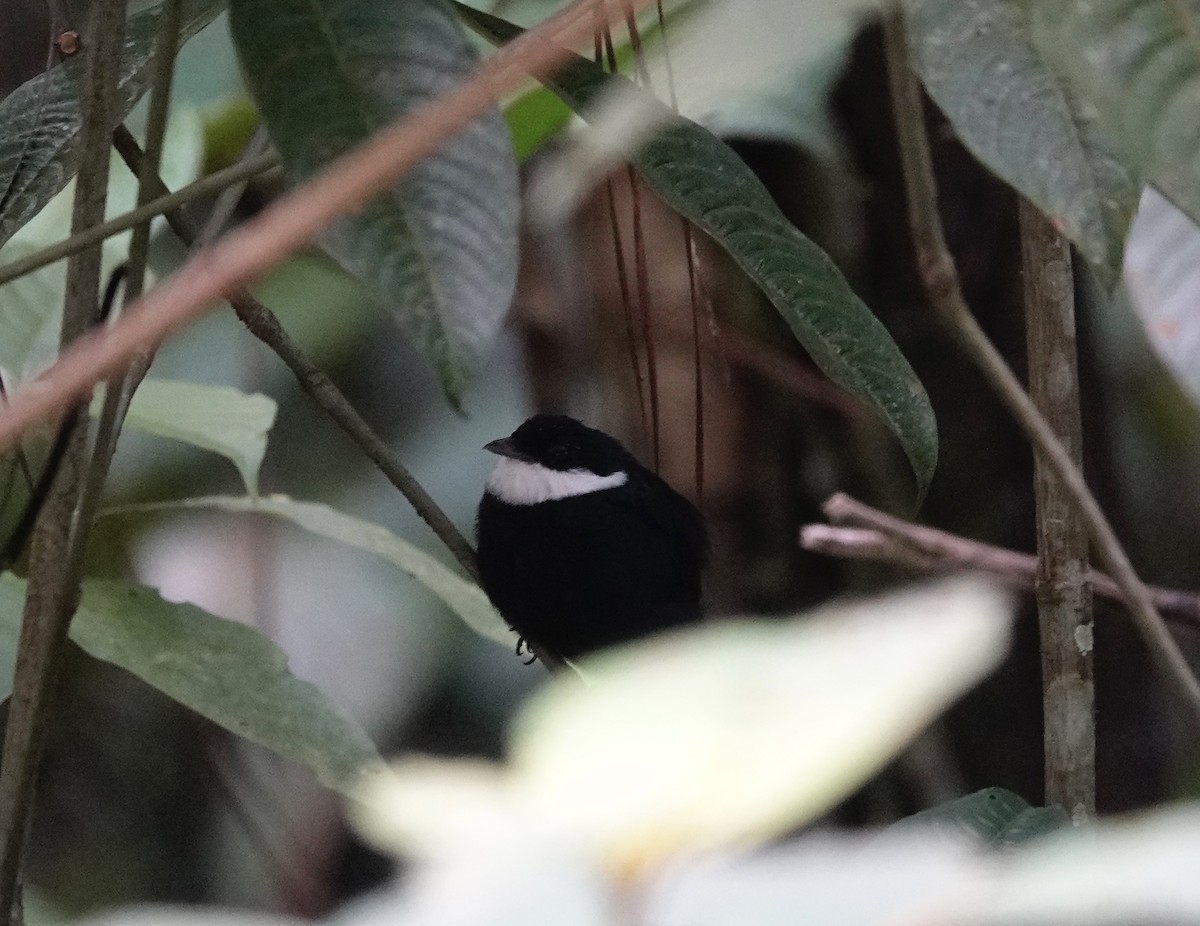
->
<box><xmin>346</xmin><ymin>761</ymin><xmax>610</xmax><ymax>926</ymax></box>
<box><xmin>645</xmin><ymin>834</ymin><xmax>980</xmax><ymax>926</ymax></box>
<box><xmin>73</xmin><ymin>800</ymin><xmax>1200</xmax><ymax>925</ymax></box>
<box><xmin>350</xmin><ymin>580</ymin><xmax>1011</xmax><ymax>876</ymax></box>
<box><xmin>94</xmin><ymin>379</ymin><xmax>277</xmax><ymax>495</ymax></box>
<box><xmin>351</xmin><ymin>758</ymin><xmax>523</xmax><ymax>861</ymax></box>
<box><xmin>1123</xmin><ymin>186</ymin><xmax>1200</xmax><ymax>409</ymax></box>
<box><xmin>76</xmin><ymin>908</ymin><xmax>300</xmax><ymax>926</ymax></box>
<box><xmin>510</xmin><ymin>578</ymin><xmax>1011</xmax><ymax>873</ymax></box>
<box><xmin>974</xmin><ymin>804</ymin><xmax>1200</xmax><ymax>925</ymax></box>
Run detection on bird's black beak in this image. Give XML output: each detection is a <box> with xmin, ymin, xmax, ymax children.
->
<box><xmin>484</xmin><ymin>436</ymin><xmax>532</xmax><ymax>462</ymax></box>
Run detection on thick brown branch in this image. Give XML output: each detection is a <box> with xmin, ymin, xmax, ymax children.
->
<box><xmin>1020</xmin><ymin>196</ymin><xmax>1095</xmax><ymax>820</ymax></box>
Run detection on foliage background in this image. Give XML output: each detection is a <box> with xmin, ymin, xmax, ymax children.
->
<box><xmin>1</xmin><ymin>0</ymin><xmax>1200</xmax><ymax>921</ymax></box>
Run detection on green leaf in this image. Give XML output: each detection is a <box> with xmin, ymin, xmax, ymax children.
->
<box><xmin>509</xmin><ymin>579</ymin><xmax>1013</xmax><ymax>871</ymax></box>
<box><xmin>90</xmin><ymin>379</ymin><xmax>277</xmax><ymax>495</ymax></box>
<box><xmin>104</xmin><ymin>494</ymin><xmax>515</xmax><ymax>646</ymax></box>
<box><xmin>229</xmin><ymin>0</ymin><xmax>520</xmax><ymax>408</ymax></box>
<box><xmin>903</xmin><ymin>0</ymin><xmax>1137</xmax><ymax>287</ymax></box>
<box><xmin>1031</xmin><ymin>0</ymin><xmax>1200</xmax><ymax>232</ymax></box>
<box><xmin>458</xmin><ymin>5</ymin><xmax>939</xmax><ymax>501</ymax></box>
<box><xmin>0</xmin><ymin>573</ymin><xmax>381</xmax><ymax>794</ymax></box>
<box><xmin>505</xmin><ymin>87</ymin><xmax>573</xmax><ymax>162</ymax></box>
<box><xmin>893</xmin><ymin>787</ymin><xmax>1070</xmax><ymax>847</ymax></box>
<box><xmin>0</xmin><ymin>112</ymin><xmax>205</xmax><ymax>388</ymax></box>
<box><xmin>0</xmin><ymin>0</ymin><xmax>226</xmax><ymax>248</ymax></box>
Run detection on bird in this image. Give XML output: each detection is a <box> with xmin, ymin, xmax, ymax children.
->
<box><xmin>476</xmin><ymin>415</ymin><xmax>707</xmax><ymax>661</ymax></box>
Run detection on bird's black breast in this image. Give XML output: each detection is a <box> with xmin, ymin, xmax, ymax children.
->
<box><xmin>476</xmin><ymin>473</ymin><xmax>705</xmax><ymax>659</ymax></box>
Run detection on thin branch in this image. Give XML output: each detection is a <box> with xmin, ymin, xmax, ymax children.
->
<box><xmin>0</xmin><ymin>0</ymin><xmax>128</xmax><ymax>919</ymax></box>
<box><xmin>1019</xmin><ymin>196</ymin><xmax>1094</xmax><ymax>820</ymax></box>
<box><xmin>234</xmin><ymin>301</ymin><xmax>483</xmax><ymax>582</ymax></box>
<box><xmin>0</xmin><ymin>0</ymin><xmax>658</xmax><ymax>455</ymax></box>
<box><xmin>0</xmin><ymin>152</ymin><xmax>280</xmax><ymax>288</ymax></box>
<box><xmin>881</xmin><ymin>9</ymin><xmax>1200</xmax><ymax>729</ymax></box>
<box><xmin>85</xmin><ymin>0</ymin><xmax>184</xmax><ymax>534</ymax></box>
<box><xmin>804</xmin><ymin>493</ymin><xmax>1200</xmax><ymax>627</ymax></box>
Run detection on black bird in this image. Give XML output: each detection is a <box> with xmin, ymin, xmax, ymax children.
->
<box><xmin>476</xmin><ymin>415</ymin><xmax>707</xmax><ymax>661</ymax></box>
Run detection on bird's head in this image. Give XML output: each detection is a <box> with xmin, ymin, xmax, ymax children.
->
<box><xmin>483</xmin><ymin>415</ymin><xmax>633</xmax><ymax>505</ymax></box>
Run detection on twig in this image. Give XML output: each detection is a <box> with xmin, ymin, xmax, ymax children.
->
<box><xmin>85</xmin><ymin>0</ymin><xmax>185</xmax><ymax>532</ymax></box>
<box><xmin>804</xmin><ymin>493</ymin><xmax>1200</xmax><ymax>627</ymax></box>
<box><xmin>110</xmin><ymin>133</ymin><xmax>482</xmax><ymax>585</ymax></box>
<box><xmin>0</xmin><ymin>0</ymin><xmax>658</xmax><ymax>455</ymax></box>
<box><xmin>1019</xmin><ymin>197</ymin><xmax>1095</xmax><ymax>820</ymax></box>
<box><xmin>881</xmin><ymin>10</ymin><xmax>1200</xmax><ymax>728</ymax></box>
<box><xmin>0</xmin><ymin>152</ymin><xmax>280</xmax><ymax>288</ymax></box>
<box><xmin>0</xmin><ymin>0</ymin><xmax>128</xmax><ymax>920</ymax></box>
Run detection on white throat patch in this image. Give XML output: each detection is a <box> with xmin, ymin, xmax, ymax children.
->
<box><xmin>486</xmin><ymin>456</ymin><xmax>628</xmax><ymax>506</ymax></box>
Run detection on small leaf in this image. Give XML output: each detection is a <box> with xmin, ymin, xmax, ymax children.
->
<box><xmin>1031</xmin><ymin>0</ymin><xmax>1200</xmax><ymax>231</ymax></box>
<box><xmin>91</xmin><ymin>379</ymin><xmax>277</xmax><ymax>495</ymax></box>
<box><xmin>0</xmin><ymin>0</ymin><xmax>226</xmax><ymax>248</ymax></box>
<box><xmin>510</xmin><ymin>578</ymin><xmax>1013</xmax><ymax>873</ymax></box>
<box><xmin>0</xmin><ymin>573</ymin><xmax>382</xmax><ymax>794</ymax></box>
<box><xmin>903</xmin><ymin>0</ymin><xmax>1137</xmax><ymax>287</ymax></box>
<box><xmin>104</xmin><ymin>494</ymin><xmax>515</xmax><ymax>646</ymax></box>
<box><xmin>458</xmin><ymin>5</ymin><xmax>939</xmax><ymax>500</ymax></box>
<box><xmin>893</xmin><ymin>788</ymin><xmax>1069</xmax><ymax>847</ymax></box>
<box><xmin>229</xmin><ymin>0</ymin><xmax>520</xmax><ymax>407</ymax></box>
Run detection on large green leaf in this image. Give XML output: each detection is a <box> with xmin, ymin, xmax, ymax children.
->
<box><xmin>903</xmin><ymin>0</ymin><xmax>1137</xmax><ymax>287</ymax></box>
<box><xmin>893</xmin><ymin>787</ymin><xmax>1070</xmax><ymax>847</ymax></box>
<box><xmin>0</xmin><ymin>0</ymin><xmax>226</xmax><ymax>249</ymax></box>
<box><xmin>458</xmin><ymin>5</ymin><xmax>939</xmax><ymax>500</ymax></box>
<box><xmin>1031</xmin><ymin>0</ymin><xmax>1200</xmax><ymax>231</ymax></box>
<box><xmin>91</xmin><ymin>379</ymin><xmax>277</xmax><ymax>495</ymax></box>
<box><xmin>0</xmin><ymin>573</ymin><xmax>381</xmax><ymax>794</ymax></box>
<box><xmin>229</xmin><ymin>0</ymin><xmax>520</xmax><ymax>408</ymax></box>
<box><xmin>106</xmin><ymin>494</ymin><xmax>515</xmax><ymax>646</ymax></box>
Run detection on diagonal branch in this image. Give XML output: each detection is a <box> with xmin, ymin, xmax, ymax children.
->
<box><xmin>882</xmin><ymin>9</ymin><xmax>1200</xmax><ymax>728</ymax></box>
